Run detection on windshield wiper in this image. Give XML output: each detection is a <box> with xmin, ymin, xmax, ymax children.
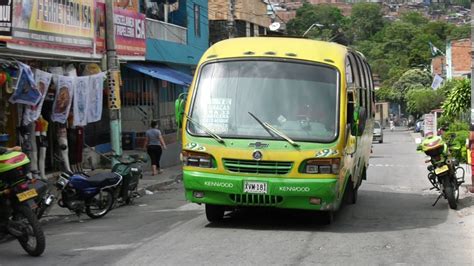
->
<box><xmin>248</xmin><ymin>112</ymin><xmax>300</xmax><ymax>148</ymax></box>
<box><xmin>185</xmin><ymin>114</ymin><xmax>225</xmax><ymax>145</ymax></box>
<box><xmin>248</xmin><ymin>112</ymin><xmax>277</xmax><ymax>139</ymax></box>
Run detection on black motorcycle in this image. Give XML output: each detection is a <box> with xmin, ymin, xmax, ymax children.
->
<box><xmin>28</xmin><ymin>174</ymin><xmax>55</xmax><ymax>220</ymax></box>
<box><xmin>417</xmin><ymin>134</ymin><xmax>465</xmax><ymax>209</ymax></box>
<box><xmin>0</xmin><ymin>151</ymin><xmax>46</xmax><ymax>256</ymax></box>
<box><xmin>112</xmin><ymin>154</ymin><xmax>146</xmax><ymax>205</ymax></box>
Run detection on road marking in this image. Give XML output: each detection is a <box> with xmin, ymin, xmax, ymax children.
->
<box><xmin>148</xmin><ymin>203</ymin><xmax>204</xmax><ymax>213</ymax></box>
<box><xmin>369</xmin><ymin>164</ymin><xmax>425</xmax><ymax>168</ymax></box>
<box><xmin>72</xmin><ymin>244</ymin><xmax>137</xmax><ymax>252</ymax></box>
<box><xmin>169</xmin><ymin>221</ymin><xmax>184</xmax><ymax>229</ymax></box>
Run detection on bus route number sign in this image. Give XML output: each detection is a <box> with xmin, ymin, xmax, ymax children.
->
<box><xmin>244</xmin><ymin>181</ymin><xmax>268</xmax><ymax>194</ymax></box>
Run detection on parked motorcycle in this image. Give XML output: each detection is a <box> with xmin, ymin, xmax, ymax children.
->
<box><xmin>28</xmin><ymin>174</ymin><xmax>55</xmax><ymax>220</ymax></box>
<box><xmin>417</xmin><ymin>134</ymin><xmax>465</xmax><ymax>209</ymax></box>
<box><xmin>0</xmin><ymin>150</ymin><xmax>46</xmax><ymax>256</ymax></box>
<box><xmin>55</xmin><ymin>155</ymin><xmax>122</xmax><ymax>219</ymax></box>
<box><xmin>112</xmin><ymin>154</ymin><xmax>146</xmax><ymax>205</ymax></box>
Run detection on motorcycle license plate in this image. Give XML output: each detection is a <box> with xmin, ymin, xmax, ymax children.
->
<box><xmin>435</xmin><ymin>165</ymin><xmax>449</xmax><ymax>175</ymax></box>
<box><xmin>16</xmin><ymin>189</ymin><xmax>38</xmax><ymax>202</ymax></box>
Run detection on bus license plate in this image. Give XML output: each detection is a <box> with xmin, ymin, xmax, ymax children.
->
<box><xmin>17</xmin><ymin>189</ymin><xmax>38</xmax><ymax>202</ymax></box>
<box><xmin>435</xmin><ymin>165</ymin><xmax>449</xmax><ymax>175</ymax></box>
<box><xmin>244</xmin><ymin>181</ymin><xmax>267</xmax><ymax>194</ymax></box>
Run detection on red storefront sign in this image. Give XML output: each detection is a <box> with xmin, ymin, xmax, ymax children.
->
<box><xmin>95</xmin><ymin>2</ymin><xmax>146</xmax><ymax>57</ymax></box>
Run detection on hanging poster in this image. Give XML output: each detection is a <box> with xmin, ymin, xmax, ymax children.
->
<box><xmin>23</xmin><ymin>70</ymin><xmax>53</xmax><ymax>125</ymax></box>
<box><xmin>51</xmin><ymin>76</ymin><xmax>74</xmax><ymax>123</ymax></box>
<box><xmin>73</xmin><ymin>76</ymin><xmax>90</xmax><ymax>126</ymax></box>
<box><xmin>0</xmin><ymin>0</ymin><xmax>13</xmax><ymax>39</ymax></box>
<box><xmin>87</xmin><ymin>72</ymin><xmax>105</xmax><ymax>123</ymax></box>
<box><xmin>9</xmin><ymin>62</ymin><xmax>41</xmax><ymax>106</ymax></box>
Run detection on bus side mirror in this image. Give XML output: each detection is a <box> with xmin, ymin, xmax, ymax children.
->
<box><xmin>175</xmin><ymin>93</ymin><xmax>187</xmax><ymax>128</ymax></box>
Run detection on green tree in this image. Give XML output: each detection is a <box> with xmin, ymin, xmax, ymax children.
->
<box><xmin>349</xmin><ymin>3</ymin><xmax>385</xmax><ymax>42</ymax></box>
<box><xmin>392</xmin><ymin>69</ymin><xmax>432</xmax><ymax>92</ymax></box>
<box><xmin>375</xmin><ymin>86</ymin><xmax>402</xmax><ymax>103</ymax></box>
<box><xmin>442</xmin><ymin>78</ymin><xmax>471</xmax><ymax>119</ymax></box>
<box><xmin>405</xmin><ymin>88</ymin><xmax>445</xmax><ymax>118</ymax></box>
<box><xmin>286</xmin><ymin>4</ymin><xmax>345</xmax><ymax>40</ymax></box>
<box><xmin>401</xmin><ymin>12</ymin><xmax>429</xmax><ymax>26</ymax></box>
<box><xmin>448</xmin><ymin>24</ymin><xmax>471</xmax><ymax>40</ymax></box>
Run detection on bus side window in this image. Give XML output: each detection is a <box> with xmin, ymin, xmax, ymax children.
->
<box><xmin>347</xmin><ymin>90</ymin><xmax>355</xmax><ymax>125</ymax></box>
<box><xmin>353</xmin><ymin>54</ymin><xmax>367</xmax><ymax>111</ymax></box>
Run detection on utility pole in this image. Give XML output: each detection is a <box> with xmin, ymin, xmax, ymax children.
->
<box><xmin>227</xmin><ymin>0</ymin><xmax>235</xmax><ymax>38</ymax></box>
<box><xmin>469</xmin><ymin>2</ymin><xmax>474</xmax><ymax>193</ymax></box>
<box><xmin>105</xmin><ymin>1</ymin><xmax>123</xmax><ymax>162</ymax></box>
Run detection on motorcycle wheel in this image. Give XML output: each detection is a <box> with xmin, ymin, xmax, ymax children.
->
<box><xmin>443</xmin><ymin>179</ymin><xmax>458</xmax><ymax>210</ymax></box>
<box><xmin>85</xmin><ymin>190</ymin><xmax>114</xmax><ymax>219</ymax></box>
<box><xmin>125</xmin><ymin>185</ymin><xmax>138</xmax><ymax>205</ymax></box>
<box><xmin>13</xmin><ymin>205</ymin><xmax>46</xmax><ymax>257</ymax></box>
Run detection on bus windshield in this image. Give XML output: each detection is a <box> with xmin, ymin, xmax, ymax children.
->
<box><xmin>188</xmin><ymin>60</ymin><xmax>339</xmax><ymax>142</ymax></box>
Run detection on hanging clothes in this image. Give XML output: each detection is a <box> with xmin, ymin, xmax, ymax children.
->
<box><xmin>87</xmin><ymin>72</ymin><xmax>106</xmax><ymax>123</ymax></box>
<box><xmin>73</xmin><ymin>76</ymin><xmax>90</xmax><ymax>126</ymax></box>
<box><xmin>51</xmin><ymin>76</ymin><xmax>74</xmax><ymax>124</ymax></box>
<box><xmin>23</xmin><ymin>70</ymin><xmax>53</xmax><ymax>125</ymax></box>
<box><xmin>9</xmin><ymin>62</ymin><xmax>41</xmax><ymax>106</ymax></box>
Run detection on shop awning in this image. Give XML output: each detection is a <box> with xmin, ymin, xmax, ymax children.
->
<box><xmin>126</xmin><ymin>63</ymin><xmax>193</xmax><ymax>86</ymax></box>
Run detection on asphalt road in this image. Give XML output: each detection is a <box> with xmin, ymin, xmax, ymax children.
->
<box><xmin>1</xmin><ymin>129</ymin><xmax>473</xmax><ymax>265</ymax></box>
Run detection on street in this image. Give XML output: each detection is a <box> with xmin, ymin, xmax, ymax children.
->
<box><xmin>1</xmin><ymin>129</ymin><xmax>473</xmax><ymax>265</ymax></box>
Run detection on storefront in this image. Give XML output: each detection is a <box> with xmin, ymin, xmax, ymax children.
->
<box><xmin>0</xmin><ymin>0</ymin><xmax>146</xmax><ymax>176</ymax></box>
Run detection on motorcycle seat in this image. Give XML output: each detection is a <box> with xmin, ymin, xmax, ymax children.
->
<box><xmin>86</xmin><ymin>173</ymin><xmax>121</xmax><ymax>187</ymax></box>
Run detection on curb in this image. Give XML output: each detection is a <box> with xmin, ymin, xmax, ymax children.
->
<box><xmin>136</xmin><ymin>173</ymin><xmax>183</xmax><ymax>196</ymax></box>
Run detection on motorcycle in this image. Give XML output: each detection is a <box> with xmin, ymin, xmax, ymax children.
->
<box><xmin>112</xmin><ymin>154</ymin><xmax>147</xmax><ymax>205</ymax></box>
<box><xmin>55</xmin><ymin>156</ymin><xmax>122</xmax><ymax>219</ymax></box>
<box><xmin>0</xmin><ymin>150</ymin><xmax>46</xmax><ymax>256</ymax></box>
<box><xmin>28</xmin><ymin>174</ymin><xmax>55</xmax><ymax>220</ymax></box>
<box><xmin>417</xmin><ymin>134</ymin><xmax>465</xmax><ymax>209</ymax></box>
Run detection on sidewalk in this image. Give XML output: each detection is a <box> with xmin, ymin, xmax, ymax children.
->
<box><xmin>42</xmin><ymin>164</ymin><xmax>183</xmax><ymax>221</ymax></box>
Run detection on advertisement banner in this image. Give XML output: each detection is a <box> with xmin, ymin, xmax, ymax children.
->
<box><xmin>423</xmin><ymin>114</ymin><xmax>436</xmax><ymax>137</ymax></box>
<box><xmin>0</xmin><ymin>0</ymin><xmax>12</xmax><ymax>39</ymax></box>
<box><xmin>10</xmin><ymin>0</ymin><xmax>95</xmax><ymax>51</ymax></box>
<box><xmin>95</xmin><ymin>2</ymin><xmax>145</xmax><ymax>56</ymax></box>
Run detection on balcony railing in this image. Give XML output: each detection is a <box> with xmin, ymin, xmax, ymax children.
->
<box><xmin>146</xmin><ymin>18</ymin><xmax>187</xmax><ymax>45</ymax></box>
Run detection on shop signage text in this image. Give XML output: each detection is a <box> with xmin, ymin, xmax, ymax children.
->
<box><xmin>0</xmin><ymin>0</ymin><xmax>12</xmax><ymax>39</ymax></box>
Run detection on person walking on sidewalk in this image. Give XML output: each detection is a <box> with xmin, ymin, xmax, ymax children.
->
<box><xmin>144</xmin><ymin>121</ymin><xmax>167</xmax><ymax>175</ymax></box>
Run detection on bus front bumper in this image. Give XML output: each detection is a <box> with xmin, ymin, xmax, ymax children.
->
<box><xmin>183</xmin><ymin>171</ymin><xmax>341</xmax><ymax>211</ymax></box>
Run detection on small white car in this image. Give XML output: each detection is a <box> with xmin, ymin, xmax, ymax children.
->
<box><xmin>373</xmin><ymin>121</ymin><xmax>383</xmax><ymax>143</ymax></box>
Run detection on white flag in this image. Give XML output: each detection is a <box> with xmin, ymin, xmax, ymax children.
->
<box><xmin>431</xmin><ymin>74</ymin><xmax>443</xmax><ymax>90</ymax></box>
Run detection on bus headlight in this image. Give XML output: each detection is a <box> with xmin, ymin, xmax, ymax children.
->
<box><xmin>301</xmin><ymin>158</ymin><xmax>340</xmax><ymax>174</ymax></box>
<box><xmin>182</xmin><ymin>150</ymin><xmax>215</xmax><ymax>168</ymax></box>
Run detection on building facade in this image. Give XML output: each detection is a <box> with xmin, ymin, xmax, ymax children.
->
<box><xmin>208</xmin><ymin>0</ymin><xmax>271</xmax><ymax>45</ymax></box>
<box><xmin>120</xmin><ymin>0</ymin><xmax>209</xmax><ymax>167</ymax></box>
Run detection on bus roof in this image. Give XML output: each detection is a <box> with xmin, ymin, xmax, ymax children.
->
<box><xmin>201</xmin><ymin>37</ymin><xmax>349</xmax><ymax>67</ymax></box>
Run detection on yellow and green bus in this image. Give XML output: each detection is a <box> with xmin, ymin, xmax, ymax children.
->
<box><xmin>175</xmin><ymin>37</ymin><xmax>375</xmax><ymax>223</ymax></box>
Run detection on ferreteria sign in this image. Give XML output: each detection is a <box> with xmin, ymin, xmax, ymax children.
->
<box><xmin>0</xmin><ymin>0</ymin><xmax>12</xmax><ymax>39</ymax></box>
<box><xmin>9</xmin><ymin>0</ymin><xmax>95</xmax><ymax>52</ymax></box>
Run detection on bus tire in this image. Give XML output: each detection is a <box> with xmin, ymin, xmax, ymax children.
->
<box><xmin>343</xmin><ymin>179</ymin><xmax>357</xmax><ymax>205</ymax></box>
<box><xmin>205</xmin><ymin>204</ymin><xmax>225</xmax><ymax>222</ymax></box>
<box><xmin>321</xmin><ymin>211</ymin><xmax>334</xmax><ymax>225</ymax></box>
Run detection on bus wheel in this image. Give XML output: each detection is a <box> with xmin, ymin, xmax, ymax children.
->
<box><xmin>321</xmin><ymin>211</ymin><xmax>334</xmax><ymax>225</ymax></box>
<box><xmin>343</xmin><ymin>179</ymin><xmax>357</xmax><ymax>205</ymax></box>
<box><xmin>205</xmin><ymin>204</ymin><xmax>225</xmax><ymax>222</ymax></box>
